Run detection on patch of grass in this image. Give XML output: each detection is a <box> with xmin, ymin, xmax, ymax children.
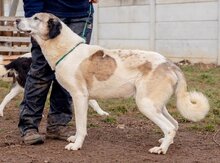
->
<box><xmin>101</xmin><ymin>117</ymin><xmax>117</xmax><ymax>124</ymax></box>
<box><xmin>67</xmin><ymin>121</ymin><xmax>75</xmax><ymax>127</ymax></box>
<box><xmin>0</xmin><ymin>80</ymin><xmax>11</xmax><ymax>88</ymax></box>
<box><xmin>0</xmin><ymin>80</ymin><xmax>12</xmax><ymax>100</ymax></box>
<box><xmin>153</xmin><ymin>128</ymin><xmax>163</xmax><ymax>134</ymax></box>
<box><xmin>199</xmin><ymin>73</ymin><xmax>216</xmax><ymax>84</ymax></box>
<box><xmin>0</xmin><ymin>128</ymin><xmax>5</xmax><ymax>133</ymax></box>
<box><xmin>111</xmin><ymin>106</ymin><xmax>128</xmax><ymax>115</ymax></box>
<box><xmin>215</xmin><ymin>99</ymin><xmax>220</xmax><ymax>108</ymax></box>
<box><xmin>189</xmin><ymin>124</ymin><xmax>201</xmax><ymax>131</ymax></box>
<box><xmin>213</xmin><ymin>108</ymin><xmax>220</xmax><ymax>116</ymax></box>
<box><xmin>88</xmin><ymin>123</ymin><xmax>99</xmax><ymax>128</ymax></box>
<box><xmin>189</xmin><ymin>123</ymin><xmax>216</xmax><ymax>132</ymax></box>
<box><xmin>204</xmin><ymin>124</ymin><xmax>215</xmax><ymax>132</ymax></box>
<box><xmin>98</xmin><ymin>98</ymin><xmax>135</xmax><ymax>116</ymax></box>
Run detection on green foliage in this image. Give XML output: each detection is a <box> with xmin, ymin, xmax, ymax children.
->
<box><xmin>0</xmin><ymin>80</ymin><xmax>10</xmax><ymax>88</ymax></box>
<box><xmin>101</xmin><ymin>117</ymin><xmax>117</xmax><ymax>124</ymax></box>
<box><xmin>88</xmin><ymin>123</ymin><xmax>99</xmax><ymax>128</ymax></box>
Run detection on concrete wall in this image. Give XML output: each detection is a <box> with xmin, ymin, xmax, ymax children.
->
<box><xmin>155</xmin><ymin>0</ymin><xmax>218</xmax><ymax>63</ymax></box>
<box><xmin>96</xmin><ymin>0</ymin><xmax>151</xmax><ymax>50</ymax></box>
<box><xmin>97</xmin><ymin>0</ymin><xmax>220</xmax><ymax>64</ymax></box>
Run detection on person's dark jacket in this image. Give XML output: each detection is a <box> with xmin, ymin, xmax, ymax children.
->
<box><xmin>23</xmin><ymin>0</ymin><xmax>93</xmax><ymax>18</ymax></box>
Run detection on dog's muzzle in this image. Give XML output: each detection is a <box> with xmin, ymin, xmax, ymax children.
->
<box><xmin>16</xmin><ymin>19</ymin><xmax>31</xmax><ymax>33</ymax></box>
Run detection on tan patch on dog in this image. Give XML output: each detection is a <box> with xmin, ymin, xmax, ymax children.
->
<box><xmin>80</xmin><ymin>50</ymin><xmax>117</xmax><ymax>89</ymax></box>
<box><xmin>152</xmin><ymin>62</ymin><xmax>178</xmax><ymax>86</ymax></box>
<box><xmin>138</xmin><ymin>61</ymin><xmax>152</xmax><ymax>75</ymax></box>
<box><xmin>140</xmin><ymin>62</ymin><xmax>179</xmax><ymax>111</ymax></box>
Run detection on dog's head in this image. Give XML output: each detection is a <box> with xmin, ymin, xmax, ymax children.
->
<box><xmin>16</xmin><ymin>13</ymin><xmax>62</xmax><ymax>40</ymax></box>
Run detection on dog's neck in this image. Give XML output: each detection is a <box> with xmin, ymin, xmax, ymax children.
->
<box><xmin>34</xmin><ymin>22</ymin><xmax>85</xmax><ymax>70</ymax></box>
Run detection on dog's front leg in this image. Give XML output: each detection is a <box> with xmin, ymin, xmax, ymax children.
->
<box><xmin>65</xmin><ymin>92</ymin><xmax>88</xmax><ymax>151</ymax></box>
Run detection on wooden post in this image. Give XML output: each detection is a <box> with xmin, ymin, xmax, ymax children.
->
<box><xmin>149</xmin><ymin>0</ymin><xmax>156</xmax><ymax>51</ymax></box>
<box><xmin>0</xmin><ymin>0</ymin><xmax>4</xmax><ymax>16</ymax></box>
<box><xmin>9</xmin><ymin>0</ymin><xmax>19</xmax><ymax>16</ymax></box>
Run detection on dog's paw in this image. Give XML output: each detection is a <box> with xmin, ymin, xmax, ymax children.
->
<box><xmin>149</xmin><ymin>146</ymin><xmax>167</xmax><ymax>155</ymax></box>
<box><xmin>65</xmin><ymin>143</ymin><xmax>81</xmax><ymax>151</ymax></box>
<box><xmin>98</xmin><ymin>110</ymin><xmax>109</xmax><ymax>116</ymax></box>
<box><xmin>67</xmin><ymin>136</ymin><xmax>76</xmax><ymax>142</ymax></box>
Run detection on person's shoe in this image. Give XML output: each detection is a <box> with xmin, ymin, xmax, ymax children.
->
<box><xmin>22</xmin><ymin>129</ymin><xmax>45</xmax><ymax>145</ymax></box>
<box><xmin>46</xmin><ymin>126</ymin><xmax>74</xmax><ymax>140</ymax></box>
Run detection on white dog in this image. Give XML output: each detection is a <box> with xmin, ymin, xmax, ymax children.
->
<box><xmin>0</xmin><ymin>54</ymin><xmax>109</xmax><ymax>117</ymax></box>
<box><xmin>16</xmin><ymin>13</ymin><xmax>209</xmax><ymax>154</ymax></box>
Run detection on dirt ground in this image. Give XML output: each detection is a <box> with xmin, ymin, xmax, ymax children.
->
<box><xmin>0</xmin><ymin>100</ymin><xmax>219</xmax><ymax>163</ymax></box>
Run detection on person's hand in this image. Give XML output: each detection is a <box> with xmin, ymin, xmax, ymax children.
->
<box><xmin>89</xmin><ymin>0</ymin><xmax>98</xmax><ymax>3</ymax></box>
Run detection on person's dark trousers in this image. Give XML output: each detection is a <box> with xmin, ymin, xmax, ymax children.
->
<box><xmin>18</xmin><ymin>16</ymin><xmax>93</xmax><ymax>136</ymax></box>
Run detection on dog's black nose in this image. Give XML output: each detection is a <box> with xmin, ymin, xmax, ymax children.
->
<box><xmin>16</xmin><ymin>19</ymin><xmax>21</xmax><ymax>24</ymax></box>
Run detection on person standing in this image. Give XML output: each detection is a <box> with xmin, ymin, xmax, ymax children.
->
<box><xmin>19</xmin><ymin>0</ymin><xmax>98</xmax><ymax>145</ymax></box>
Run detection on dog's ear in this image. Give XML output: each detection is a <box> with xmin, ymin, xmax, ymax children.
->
<box><xmin>48</xmin><ymin>18</ymin><xmax>62</xmax><ymax>39</ymax></box>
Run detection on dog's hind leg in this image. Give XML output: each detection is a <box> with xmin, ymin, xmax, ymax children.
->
<box><xmin>162</xmin><ymin>106</ymin><xmax>178</xmax><ymax>130</ymax></box>
<box><xmin>158</xmin><ymin>106</ymin><xmax>178</xmax><ymax>144</ymax></box>
<box><xmin>89</xmin><ymin>99</ymin><xmax>109</xmax><ymax>116</ymax></box>
<box><xmin>136</xmin><ymin>97</ymin><xmax>176</xmax><ymax>154</ymax></box>
<box><xmin>0</xmin><ymin>83</ymin><xmax>23</xmax><ymax>117</ymax></box>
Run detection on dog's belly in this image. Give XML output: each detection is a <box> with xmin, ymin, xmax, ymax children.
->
<box><xmin>88</xmin><ymin>80</ymin><xmax>135</xmax><ymax>99</ymax></box>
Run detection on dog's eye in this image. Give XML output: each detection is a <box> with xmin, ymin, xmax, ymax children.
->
<box><xmin>34</xmin><ymin>17</ymin><xmax>39</xmax><ymax>20</ymax></box>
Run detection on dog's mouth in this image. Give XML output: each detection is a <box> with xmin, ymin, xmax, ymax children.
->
<box><xmin>25</xmin><ymin>30</ymin><xmax>32</xmax><ymax>34</ymax></box>
<box><xmin>16</xmin><ymin>26</ymin><xmax>32</xmax><ymax>34</ymax></box>
<box><xmin>15</xmin><ymin>22</ymin><xmax>32</xmax><ymax>34</ymax></box>
<box><xmin>19</xmin><ymin>29</ymin><xmax>32</xmax><ymax>33</ymax></box>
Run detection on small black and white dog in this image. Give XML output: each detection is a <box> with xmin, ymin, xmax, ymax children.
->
<box><xmin>0</xmin><ymin>53</ymin><xmax>31</xmax><ymax>116</ymax></box>
<box><xmin>0</xmin><ymin>53</ymin><xmax>108</xmax><ymax>117</ymax></box>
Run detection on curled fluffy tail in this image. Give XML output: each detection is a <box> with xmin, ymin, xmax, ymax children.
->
<box><xmin>175</xmin><ymin>69</ymin><xmax>210</xmax><ymax>122</ymax></box>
